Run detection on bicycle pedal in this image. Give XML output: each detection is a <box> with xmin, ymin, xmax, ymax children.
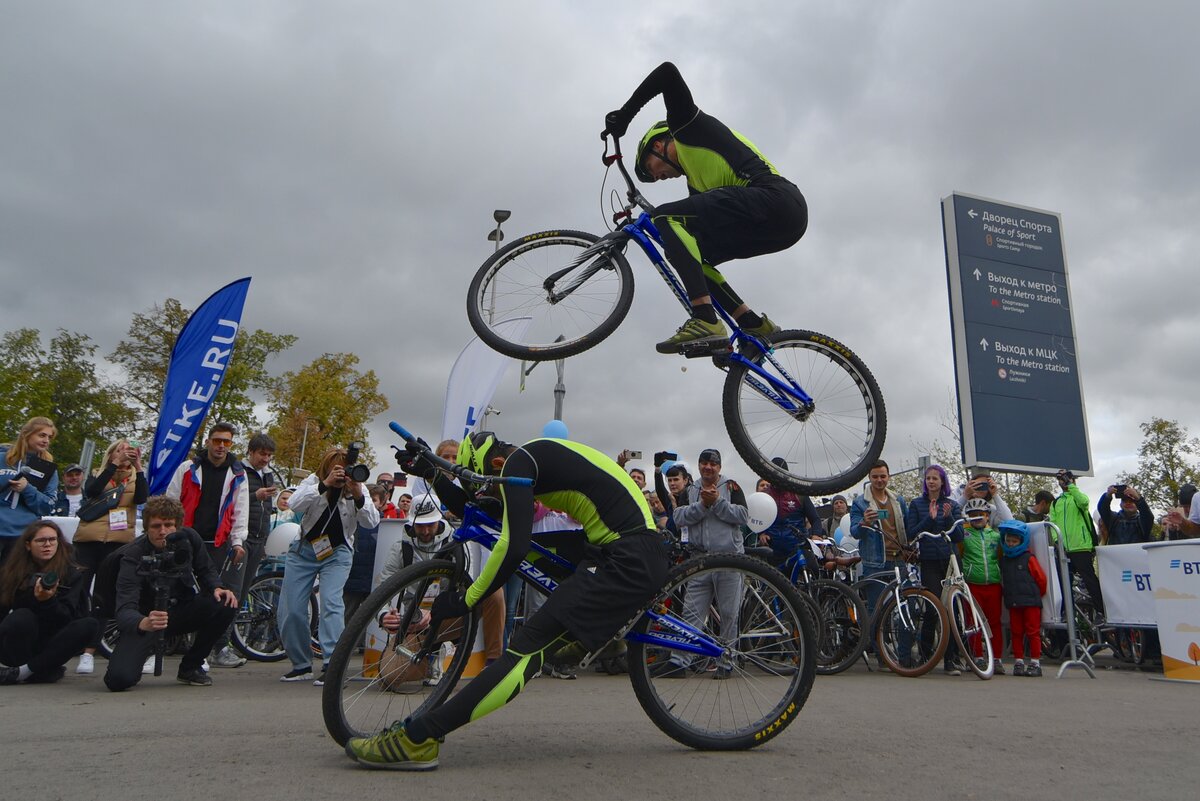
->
<box><xmin>679</xmin><ymin>340</ymin><xmax>730</xmax><ymax>359</ymax></box>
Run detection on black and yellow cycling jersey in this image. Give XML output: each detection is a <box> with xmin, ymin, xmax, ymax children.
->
<box><xmin>621</xmin><ymin>61</ymin><xmax>785</xmax><ymax>193</ymax></box>
<box><xmin>435</xmin><ymin>437</ymin><xmax>656</xmax><ymax>608</ymax></box>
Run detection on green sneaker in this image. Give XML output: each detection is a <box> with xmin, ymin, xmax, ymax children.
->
<box><xmin>738</xmin><ymin>314</ymin><xmax>781</xmax><ymax>361</ymax></box>
<box><xmin>655</xmin><ymin>317</ymin><xmax>729</xmax><ymax>354</ymax></box>
<box><xmin>346</xmin><ymin>721</ymin><xmax>440</xmax><ymax>770</ymax></box>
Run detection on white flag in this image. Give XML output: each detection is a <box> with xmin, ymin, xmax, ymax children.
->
<box><xmin>441</xmin><ymin>317</ymin><xmax>531</xmax><ymax>443</ymax></box>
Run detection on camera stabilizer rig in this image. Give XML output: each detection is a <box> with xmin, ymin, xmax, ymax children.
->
<box><xmin>136</xmin><ymin>532</ymin><xmax>192</xmax><ymax>677</ymax></box>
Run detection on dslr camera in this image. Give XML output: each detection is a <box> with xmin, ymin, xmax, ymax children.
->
<box><xmin>138</xmin><ymin>531</ymin><xmax>193</xmax><ymax>580</ymax></box>
<box><xmin>343</xmin><ymin>441</ymin><xmax>370</xmax><ymax>483</ymax></box>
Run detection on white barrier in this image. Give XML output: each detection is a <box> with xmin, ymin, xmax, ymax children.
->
<box><xmin>1144</xmin><ymin>541</ymin><xmax>1200</xmax><ymax>682</ymax></box>
<box><xmin>1097</xmin><ymin>543</ymin><xmax>1157</xmax><ymax>626</ymax></box>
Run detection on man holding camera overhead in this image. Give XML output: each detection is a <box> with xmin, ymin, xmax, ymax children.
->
<box><xmin>277</xmin><ymin>445</ymin><xmax>379</xmax><ymax>686</ymax></box>
<box><xmin>166</xmin><ymin>421</ymin><xmax>250</xmax><ymax>668</ymax></box>
<box><xmin>103</xmin><ymin>496</ymin><xmax>238</xmax><ymax>691</ymax></box>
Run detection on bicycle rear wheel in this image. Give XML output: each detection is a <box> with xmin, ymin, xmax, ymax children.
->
<box><xmin>627</xmin><ymin>553</ymin><xmax>817</xmax><ymax>750</ymax></box>
<box><xmin>808</xmin><ymin>579</ymin><xmax>868</xmax><ymax>675</ymax></box>
<box><xmin>322</xmin><ymin>560</ymin><xmax>479</xmax><ymax>746</ymax></box>
<box><xmin>231</xmin><ymin>571</ymin><xmax>319</xmax><ymax>662</ymax></box>
<box><xmin>874</xmin><ymin>587</ymin><xmax>947</xmax><ymax>677</ymax></box>
<box><xmin>946</xmin><ymin>588</ymin><xmax>994</xmax><ymax>679</ymax></box>
<box><xmin>722</xmin><ymin>329</ymin><xmax>886</xmax><ymax>496</ymax></box>
<box><xmin>466</xmin><ymin>229</ymin><xmax>635</xmax><ymax>361</ymax></box>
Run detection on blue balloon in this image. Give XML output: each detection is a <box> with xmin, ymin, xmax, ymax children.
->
<box><xmin>542</xmin><ymin>419</ymin><xmax>569</xmax><ymax>439</ymax></box>
<box><xmin>660</xmin><ymin>460</ymin><xmax>676</xmax><ymax>475</ymax></box>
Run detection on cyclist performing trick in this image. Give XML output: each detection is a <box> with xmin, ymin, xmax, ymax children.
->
<box><xmin>602</xmin><ymin>61</ymin><xmax>808</xmax><ymax>354</ymax></box>
<box><xmin>345</xmin><ymin>432</ymin><xmax>671</xmax><ymax>770</ymax></box>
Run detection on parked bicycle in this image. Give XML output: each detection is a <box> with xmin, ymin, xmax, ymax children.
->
<box><xmin>322</xmin><ymin>423</ymin><xmax>817</xmax><ymax>752</ymax></box>
<box><xmin>465</xmin><ymin>137</ymin><xmax>886</xmax><ymax>496</ymax></box>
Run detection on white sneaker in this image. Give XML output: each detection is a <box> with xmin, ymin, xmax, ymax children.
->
<box><xmin>76</xmin><ymin>653</ymin><xmax>95</xmax><ymax>675</ymax></box>
<box><xmin>210</xmin><ymin>647</ymin><xmax>247</xmax><ymax>668</ymax></box>
<box><xmin>142</xmin><ymin>657</ymin><xmax>155</xmax><ymax>675</ymax></box>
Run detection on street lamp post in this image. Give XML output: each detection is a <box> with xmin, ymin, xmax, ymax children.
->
<box><xmin>485</xmin><ymin>209</ymin><xmax>511</xmax><ymax>325</ymax></box>
<box><xmin>483</xmin><ymin>210</ymin><xmax>512</xmax><ymax>430</ymax></box>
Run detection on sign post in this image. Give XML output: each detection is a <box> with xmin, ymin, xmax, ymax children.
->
<box><xmin>942</xmin><ymin>193</ymin><xmax>1091</xmax><ymax>474</ymax></box>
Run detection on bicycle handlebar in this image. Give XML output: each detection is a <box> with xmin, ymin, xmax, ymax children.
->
<box><xmin>600</xmin><ymin>134</ymin><xmax>655</xmax><ymax>222</ymax></box>
<box><xmin>388</xmin><ymin>422</ymin><xmax>534</xmax><ymax>487</ymax></box>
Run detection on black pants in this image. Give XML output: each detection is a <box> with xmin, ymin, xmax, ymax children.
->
<box><xmin>0</xmin><ymin>610</ymin><xmax>99</xmax><ymax>679</ymax></box>
<box><xmin>206</xmin><ymin>541</ymin><xmax>255</xmax><ymax>653</ymax></box>
<box><xmin>414</xmin><ymin>535</ymin><xmax>669</xmax><ymax>741</ymax></box>
<box><xmin>1067</xmin><ymin>551</ymin><xmax>1105</xmax><ymax>617</ymax></box>
<box><xmin>73</xmin><ymin>540</ymin><xmax>128</xmax><ymax>649</ymax></box>
<box><xmin>920</xmin><ymin>558</ymin><xmax>959</xmax><ymax>667</ymax></box>
<box><xmin>653</xmin><ymin>179</ymin><xmax>807</xmax><ymax>306</ymax></box>
<box><xmin>103</xmin><ymin>594</ymin><xmax>236</xmax><ymax>691</ymax></box>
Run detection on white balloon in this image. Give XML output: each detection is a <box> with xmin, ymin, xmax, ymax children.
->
<box><xmin>264</xmin><ymin>522</ymin><xmax>301</xmax><ymax>556</ymax></box>
<box><xmin>745</xmin><ymin>492</ymin><xmax>778</xmax><ymax>534</ymax></box>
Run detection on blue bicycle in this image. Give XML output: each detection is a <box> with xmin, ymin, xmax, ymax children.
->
<box><xmin>322</xmin><ymin>423</ymin><xmax>816</xmax><ymax>751</ymax></box>
<box><xmin>466</xmin><ymin>136</ymin><xmax>886</xmax><ymax>495</ymax></box>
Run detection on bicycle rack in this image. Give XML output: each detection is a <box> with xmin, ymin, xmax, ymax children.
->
<box><xmin>1047</xmin><ymin>522</ymin><xmax>1096</xmax><ymax>679</ymax></box>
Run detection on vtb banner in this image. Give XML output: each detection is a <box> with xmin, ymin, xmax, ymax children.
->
<box><xmin>440</xmin><ymin>317</ymin><xmax>530</xmax><ymax>444</ymax></box>
<box><xmin>147</xmin><ymin>278</ymin><xmax>252</xmax><ymax>495</ymax></box>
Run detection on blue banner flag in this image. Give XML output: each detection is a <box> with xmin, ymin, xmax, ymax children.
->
<box><xmin>147</xmin><ymin>278</ymin><xmax>252</xmax><ymax>495</ymax></box>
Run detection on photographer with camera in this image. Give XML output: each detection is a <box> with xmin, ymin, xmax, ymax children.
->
<box><xmin>278</xmin><ymin>444</ymin><xmax>379</xmax><ymax>685</ymax></box>
<box><xmin>953</xmin><ymin>470</ymin><xmax>1015</xmax><ymax>525</ymax></box>
<box><xmin>102</xmin><ymin>496</ymin><xmax>237</xmax><ymax>690</ymax></box>
<box><xmin>1</xmin><ymin>417</ymin><xmax>60</xmax><ymax>563</ymax></box>
<box><xmin>1097</xmin><ymin>483</ymin><xmax>1153</xmax><ymax>546</ymax></box>
<box><xmin>0</xmin><ymin>520</ymin><xmax>98</xmax><ymax>684</ymax></box>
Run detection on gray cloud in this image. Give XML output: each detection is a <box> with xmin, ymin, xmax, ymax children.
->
<box><xmin>2</xmin><ymin>1</ymin><xmax>1197</xmax><ymax>506</ymax></box>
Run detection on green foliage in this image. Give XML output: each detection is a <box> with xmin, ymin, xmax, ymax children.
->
<box><xmin>1116</xmin><ymin>417</ymin><xmax>1200</xmax><ymax>515</ymax></box>
<box><xmin>267</xmin><ymin>353</ymin><xmax>389</xmax><ymax>475</ymax></box>
<box><xmin>108</xmin><ymin>298</ymin><xmax>297</xmax><ymax>445</ymax></box>
<box><xmin>0</xmin><ymin>328</ymin><xmax>137</xmax><ymax>466</ymax></box>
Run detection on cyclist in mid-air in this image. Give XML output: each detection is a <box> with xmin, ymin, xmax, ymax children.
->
<box><xmin>602</xmin><ymin>61</ymin><xmax>808</xmax><ymax>355</ymax></box>
<box><xmin>345</xmin><ymin>432</ymin><xmax>670</xmax><ymax>770</ymax></box>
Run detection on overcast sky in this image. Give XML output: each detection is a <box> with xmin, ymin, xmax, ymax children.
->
<box><xmin>2</xmin><ymin>1</ymin><xmax>1196</xmax><ymax>511</ymax></box>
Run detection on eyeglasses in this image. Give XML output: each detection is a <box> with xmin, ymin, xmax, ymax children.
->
<box><xmin>210</xmin><ymin>438</ymin><xmax>234</xmax><ymax>445</ymax></box>
<box><xmin>32</xmin><ymin>538</ymin><xmax>58</xmax><ymax>546</ymax></box>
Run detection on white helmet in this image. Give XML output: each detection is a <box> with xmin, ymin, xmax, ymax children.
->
<box><xmin>963</xmin><ymin>498</ymin><xmax>994</xmax><ymax>517</ymax></box>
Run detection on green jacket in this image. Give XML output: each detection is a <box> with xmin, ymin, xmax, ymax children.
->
<box><xmin>1049</xmin><ymin>484</ymin><xmax>1096</xmax><ymax>553</ymax></box>
<box><xmin>960</xmin><ymin>525</ymin><xmax>1002</xmax><ymax>585</ymax></box>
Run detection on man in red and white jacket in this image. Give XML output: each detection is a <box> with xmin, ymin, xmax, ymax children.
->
<box><xmin>165</xmin><ymin>422</ymin><xmax>249</xmax><ymax>669</ymax></box>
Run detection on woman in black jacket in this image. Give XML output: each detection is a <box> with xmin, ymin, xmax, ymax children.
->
<box><xmin>0</xmin><ymin>520</ymin><xmax>99</xmax><ymax>684</ymax></box>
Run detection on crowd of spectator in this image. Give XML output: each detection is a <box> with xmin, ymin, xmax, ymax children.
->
<box><xmin>3</xmin><ymin>410</ymin><xmax>1199</xmax><ymax>690</ymax></box>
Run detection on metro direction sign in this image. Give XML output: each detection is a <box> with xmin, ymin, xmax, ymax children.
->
<box><xmin>941</xmin><ymin>193</ymin><xmax>1092</xmax><ymax>475</ymax></box>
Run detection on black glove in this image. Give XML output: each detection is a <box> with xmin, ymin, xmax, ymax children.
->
<box><xmin>603</xmin><ymin>109</ymin><xmax>630</xmax><ymax>139</ymax></box>
<box><xmin>430</xmin><ymin>588</ymin><xmax>470</xmax><ymax>622</ymax></box>
<box><xmin>396</xmin><ymin>438</ymin><xmax>436</xmax><ymax>480</ymax></box>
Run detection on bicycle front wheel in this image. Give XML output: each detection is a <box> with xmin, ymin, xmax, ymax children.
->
<box><xmin>322</xmin><ymin>560</ymin><xmax>479</xmax><ymax>746</ymax></box>
<box><xmin>808</xmin><ymin>579</ymin><xmax>868</xmax><ymax>675</ymax></box>
<box><xmin>874</xmin><ymin>587</ymin><xmax>947</xmax><ymax>677</ymax></box>
<box><xmin>466</xmin><ymin>229</ymin><xmax>635</xmax><ymax>361</ymax></box>
<box><xmin>627</xmin><ymin>553</ymin><xmax>817</xmax><ymax>750</ymax></box>
<box><xmin>723</xmin><ymin>329</ymin><xmax>886</xmax><ymax>496</ymax></box>
<box><xmin>946</xmin><ymin>588</ymin><xmax>994</xmax><ymax>679</ymax></box>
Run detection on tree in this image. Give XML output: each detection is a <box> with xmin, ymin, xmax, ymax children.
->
<box><xmin>1117</xmin><ymin>417</ymin><xmax>1200</xmax><ymax>515</ymax></box>
<box><xmin>0</xmin><ymin>328</ymin><xmax>137</xmax><ymax>465</ymax></box>
<box><xmin>108</xmin><ymin>298</ymin><xmax>297</xmax><ymax>444</ymax></box>
<box><xmin>267</xmin><ymin>353</ymin><xmax>389</xmax><ymax>475</ymax></box>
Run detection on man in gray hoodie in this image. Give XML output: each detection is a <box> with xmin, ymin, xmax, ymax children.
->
<box><xmin>654</xmin><ymin>448</ymin><xmax>749</xmax><ymax>679</ymax></box>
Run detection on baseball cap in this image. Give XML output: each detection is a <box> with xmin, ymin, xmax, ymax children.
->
<box><xmin>831</xmin><ymin>494</ymin><xmax>847</xmax><ymax>503</ymax></box>
<box><xmin>64</xmin><ymin>464</ymin><xmax>84</xmax><ymax>474</ymax></box>
<box><xmin>698</xmin><ymin>448</ymin><xmax>722</xmax><ymax>464</ymax></box>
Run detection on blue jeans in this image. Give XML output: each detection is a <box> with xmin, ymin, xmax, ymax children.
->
<box><xmin>278</xmin><ymin>539</ymin><xmax>352</xmax><ymax>671</ymax></box>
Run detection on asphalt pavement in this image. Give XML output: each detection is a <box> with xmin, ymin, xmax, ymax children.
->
<box><xmin>0</xmin><ymin>653</ymin><xmax>1193</xmax><ymax>801</ymax></box>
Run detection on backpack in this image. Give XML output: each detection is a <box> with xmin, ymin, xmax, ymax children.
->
<box><xmin>92</xmin><ymin>542</ymin><xmax>137</xmax><ymax>619</ymax></box>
